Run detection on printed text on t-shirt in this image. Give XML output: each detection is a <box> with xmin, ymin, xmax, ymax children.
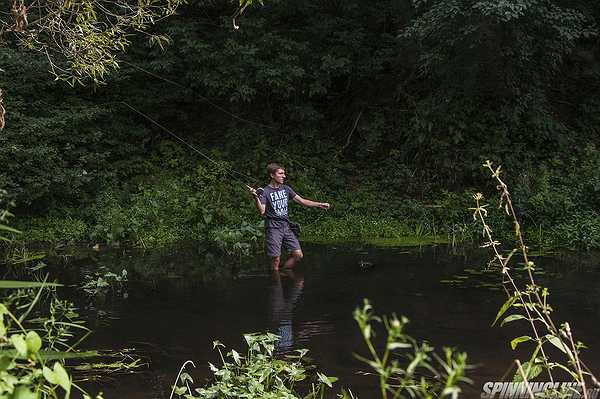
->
<box><xmin>270</xmin><ymin>190</ymin><xmax>288</xmax><ymax>217</ymax></box>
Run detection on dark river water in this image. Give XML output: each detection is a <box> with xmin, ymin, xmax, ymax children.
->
<box><xmin>49</xmin><ymin>243</ymin><xmax>600</xmax><ymax>398</ymax></box>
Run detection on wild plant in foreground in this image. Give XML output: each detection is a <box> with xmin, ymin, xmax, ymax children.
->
<box><xmin>171</xmin><ymin>333</ymin><xmax>337</xmax><ymax>399</ymax></box>
<box><xmin>351</xmin><ymin>300</ymin><xmax>471</xmax><ymax>399</ymax></box>
<box><xmin>0</xmin><ymin>194</ymin><xmax>112</xmax><ymax>398</ymax></box>
<box><xmin>471</xmin><ymin>161</ymin><xmax>599</xmax><ymax>397</ymax></box>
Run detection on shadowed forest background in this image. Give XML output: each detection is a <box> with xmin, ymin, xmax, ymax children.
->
<box><xmin>2</xmin><ymin>0</ymin><xmax>600</xmax><ymax>250</ymax></box>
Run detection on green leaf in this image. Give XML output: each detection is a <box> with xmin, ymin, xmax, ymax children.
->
<box><xmin>0</xmin><ymin>225</ymin><xmax>20</xmax><ymax>234</ymax></box>
<box><xmin>0</xmin><ymin>356</ymin><xmax>13</xmax><ymax>371</ymax></box>
<box><xmin>179</xmin><ymin>372</ymin><xmax>193</xmax><ymax>385</ymax></box>
<box><xmin>510</xmin><ymin>336</ymin><xmax>532</xmax><ymax>350</ymax></box>
<box><xmin>13</xmin><ymin>386</ymin><xmax>39</xmax><ymax>399</ymax></box>
<box><xmin>0</xmin><ymin>349</ymin><xmax>99</xmax><ymax>360</ymax></box>
<box><xmin>546</xmin><ymin>362</ymin><xmax>580</xmax><ymax>380</ymax></box>
<box><xmin>513</xmin><ymin>360</ymin><xmax>543</xmax><ymax>382</ymax></box>
<box><xmin>500</xmin><ymin>314</ymin><xmax>526</xmax><ymax>326</ymax></box>
<box><xmin>492</xmin><ymin>295</ymin><xmax>517</xmax><ymax>326</ymax></box>
<box><xmin>317</xmin><ymin>372</ymin><xmax>337</xmax><ymax>388</ymax></box>
<box><xmin>11</xmin><ymin>334</ymin><xmax>27</xmax><ymax>357</ymax></box>
<box><xmin>363</xmin><ymin>324</ymin><xmax>371</xmax><ymax>340</ymax></box>
<box><xmin>26</xmin><ymin>331</ymin><xmax>42</xmax><ymax>354</ymax></box>
<box><xmin>174</xmin><ymin>386</ymin><xmax>188</xmax><ymax>395</ymax></box>
<box><xmin>53</xmin><ymin>362</ymin><xmax>71</xmax><ymax>392</ymax></box>
<box><xmin>388</xmin><ymin>342</ymin><xmax>412</xmax><ymax>350</ymax></box>
<box><xmin>545</xmin><ymin>335</ymin><xmax>572</xmax><ymax>357</ymax></box>
<box><xmin>230</xmin><ymin>349</ymin><xmax>241</xmax><ymax>366</ymax></box>
<box><xmin>0</xmin><ymin>281</ymin><xmax>62</xmax><ymax>289</ymax></box>
<box><xmin>0</xmin><ymin>304</ymin><xmax>7</xmax><ymax>337</ymax></box>
<box><xmin>43</xmin><ymin>366</ymin><xmax>58</xmax><ymax>385</ymax></box>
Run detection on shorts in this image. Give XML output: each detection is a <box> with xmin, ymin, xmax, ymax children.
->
<box><xmin>265</xmin><ymin>224</ymin><xmax>301</xmax><ymax>257</ymax></box>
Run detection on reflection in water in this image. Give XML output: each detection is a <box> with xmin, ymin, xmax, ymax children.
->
<box><xmin>269</xmin><ymin>269</ymin><xmax>304</xmax><ymax>351</ymax></box>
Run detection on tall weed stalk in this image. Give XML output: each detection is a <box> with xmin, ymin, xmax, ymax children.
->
<box><xmin>471</xmin><ymin>161</ymin><xmax>599</xmax><ymax>396</ymax></box>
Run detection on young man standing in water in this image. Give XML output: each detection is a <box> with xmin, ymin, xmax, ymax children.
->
<box><xmin>249</xmin><ymin>163</ymin><xmax>330</xmax><ymax>270</ymax></box>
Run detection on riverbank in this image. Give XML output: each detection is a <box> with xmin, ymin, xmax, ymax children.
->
<box><xmin>11</xmin><ymin>191</ymin><xmax>600</xmax><ymax>253</ymax></box>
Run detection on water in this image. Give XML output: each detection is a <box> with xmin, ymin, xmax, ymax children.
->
<box><xmin>49</xmin><ymin>243</ymin><xmax>600</xmax><ymax>398</ymax></box>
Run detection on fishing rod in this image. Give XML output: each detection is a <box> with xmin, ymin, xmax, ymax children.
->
<box><xmin>118</xmin><ymin>60</ymin><xmax>281</xmax><ymax>191</ymax></box>
<box><xmin>119</xmin><ymin>61</ymin><xmax>321</xmax><ymax>183</ymax></box>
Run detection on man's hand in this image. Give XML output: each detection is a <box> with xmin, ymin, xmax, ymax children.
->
<box><xmin>246</xmin><ymin>185</ymin><xmax>258</xmax><ymax>198</ymax></box>
<box><xmin>318</xmin><ymin>202</ymin><xmax>331</xmax><ymax>210</ymax></box>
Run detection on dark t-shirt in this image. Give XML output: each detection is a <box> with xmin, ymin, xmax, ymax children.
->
<box><xmin>259</xmin><ymin>184</ymin><xmax>297</xmax><ymax>228</ymax></box>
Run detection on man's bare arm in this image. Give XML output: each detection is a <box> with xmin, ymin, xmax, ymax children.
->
<box><xmin>293</xmin><ymin>195</ymin><xmax>330</xmax><ymax>209</ymax></box>
<box><xmin>247</xmin><ymin>186</ymin><xmax>266</xmax><ymax>215</ymax></box>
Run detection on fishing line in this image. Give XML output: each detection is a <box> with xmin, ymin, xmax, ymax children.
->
<box><xmin>121</xmin><ymin>60</ymin><xmax>277</xmax><ymax>130</ymax></box>
<box><xmin>118</xmin><ymin>61</ymin><xmax>320</xmax><ymax>184</ymax></box>
<box><xmin>120</xmin><ymin>101</ymin><xmax>259</xmax><ymax>185</ymax></box>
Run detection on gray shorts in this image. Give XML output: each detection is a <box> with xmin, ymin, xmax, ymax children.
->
<box><xmin>265</xmin><ymin>225</ymin><xmax>301</xmax><ymax>257</ymax></box>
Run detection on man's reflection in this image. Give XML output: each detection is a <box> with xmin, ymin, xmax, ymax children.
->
<box><xmin>269</xmin><ymin>268</ymin><xmax>304</xmax><ymax>351</ymax></box>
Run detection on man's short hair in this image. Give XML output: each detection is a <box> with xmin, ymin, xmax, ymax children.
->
<box><xmin>267</xmin><ymin>162</ymin><xmax>284</xmax><ymax>177</ymax></box>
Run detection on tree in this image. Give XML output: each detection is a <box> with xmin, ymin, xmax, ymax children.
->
<box><xmin>1</xmin><ymin>0</ymin><xmax>187</xmax><ymax>86</ymax></box>
<box><xmin>395</xmin><ymin>0</ymin><xmax>599</xmax><ymax>183</ymax></box>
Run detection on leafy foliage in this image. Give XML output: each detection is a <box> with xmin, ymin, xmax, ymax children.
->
<box><xmin>472</xmin><ymin>161</ymin><xmax>598</xmax><ymax>386</ymax></box>
<box><xmin>1</xmin><ymin>0</ymin><xmax>188</xmax><ymax>85</ymax></box>
<box><xmin>0</xmin><ymin>210</ymin><xmax>101</xmax><ymax>398</ymax></box>
<box><xmin>353</xmin><ymin>299</ymin><xmax>471</xmax><ymax>399</ymax></box>
<box><xmin>173</xmin><ymin>302</ymin><xmax>471</xmax><ymax>399</ymax></box>
<box><xmin>172</xmin><ymin>333</ymin><xmax>336</xmax><ymax>399</ymax></box>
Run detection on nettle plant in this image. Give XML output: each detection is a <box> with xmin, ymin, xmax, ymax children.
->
<box><xmin>171</xmin><ymin>332</ymin><xmax>337</xmax><ymax>399</ymax></box>
<box><xmin>471</xmin><ymin>161</ymin><xmax>600</xmax><ymax>396</ymax></box>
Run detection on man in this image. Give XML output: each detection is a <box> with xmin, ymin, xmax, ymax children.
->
<box><xmin>248</xmin><ymin>162</ymin><xmax>330</xmax><ymax>270</ymax></box>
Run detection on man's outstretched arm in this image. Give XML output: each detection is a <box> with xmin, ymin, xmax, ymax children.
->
<box><xmin>293</xmin><ymin>195</ymin><xmax>330</xmax><ymax>209</ymax></box>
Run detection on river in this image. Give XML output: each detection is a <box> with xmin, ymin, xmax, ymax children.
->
<box><xmin>48</xmin><ymin>243</ymin><xmax>600</xmax><ymax>398</ymax></box>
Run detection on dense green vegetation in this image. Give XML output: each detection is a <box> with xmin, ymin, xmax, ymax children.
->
<box><xmin>2</xmin><ymin>0</ymin><xmax>600</xmax><ymax>249</ymax></box>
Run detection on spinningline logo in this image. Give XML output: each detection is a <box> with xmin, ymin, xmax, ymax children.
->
<box><xmin>481</xmin><ymin>382</ymin><xmax>600</xmax><ymax>399</ymax></box>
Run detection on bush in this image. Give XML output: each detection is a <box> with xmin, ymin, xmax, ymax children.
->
<box><xmin>549</xmin><ymin>210</ymin><xmax>600</xmax><ymax>250</ymax></box>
